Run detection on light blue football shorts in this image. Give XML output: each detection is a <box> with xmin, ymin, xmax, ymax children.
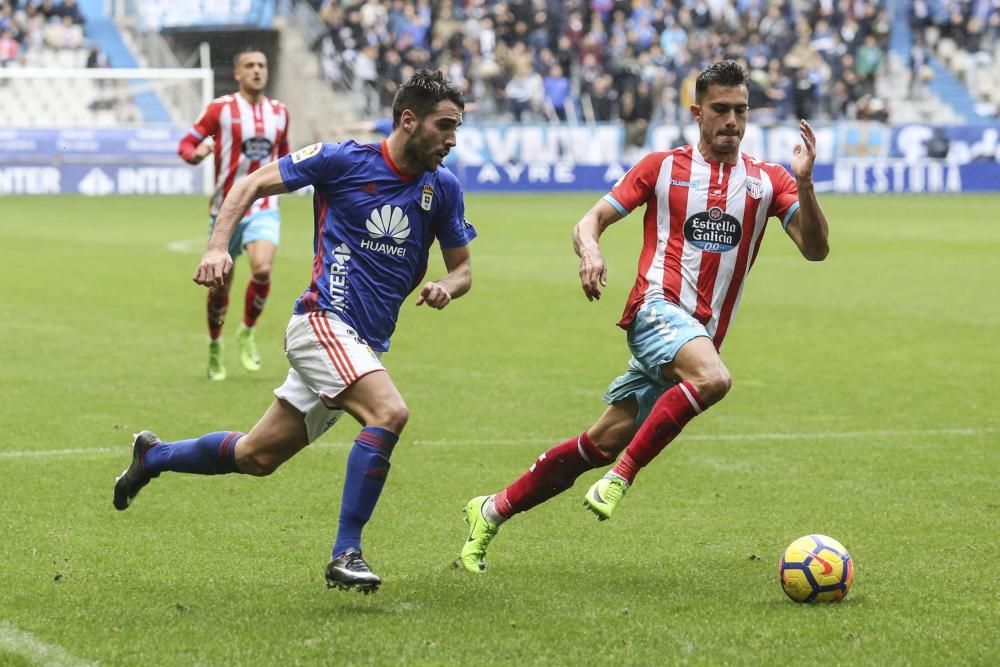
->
<box><xmin>603</xmin><ymin>299</ymin><xmax>711</xmax><ymax>426</ymax></box>
<box><xmin>208</xmin><ymin>208</ymin><xmax>281</xmax><ymax>259</ymax></box>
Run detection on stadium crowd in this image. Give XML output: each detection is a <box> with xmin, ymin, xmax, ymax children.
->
<box><xmin>0</xmin><ymin>0</ymin><xmax>85</xmax><ymax>61</ymax></box>
<box><xmin>309</xmin><ymin>0</ymin><xmax>897</xmax><ymax>141</ymax></box>
<box><xmin>911</xmin><ymin>0</ymin><xmax>1000</xmax><ymax>115</ymax></box>
<box><xmin>912</xmin><ymin>0</ymin><xmax>1000</xmax><ymax>56</ymax></box>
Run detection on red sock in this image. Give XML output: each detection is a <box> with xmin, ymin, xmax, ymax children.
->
<box><xmin>242</xmin><ymin>278</ymin><xmax>271</xmax><ymax>328</ymax></box>
<box><xmin>207</xmin><ymin>291</ymin><xmax>229</xmax><ymax>340</ymax></box>
<box><xmin>612</xmin><ymin>381</ymin><xmax>705</xmax><ymax>483</ymax></box>
<box><xmin>494</xmin><ymin>432</ymin><xmax>612</xmax><ymax>518</ymax></box>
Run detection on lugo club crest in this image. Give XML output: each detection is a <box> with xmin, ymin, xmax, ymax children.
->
<box><xmin>683</xmin><ymin>207</ymin><xmax>742</xmax><ymax>252</ymax></box>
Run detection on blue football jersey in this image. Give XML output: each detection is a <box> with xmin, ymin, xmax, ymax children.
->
<box><xmin>278</xmin><ymin>140</ymin><xmax>476</xmax><ymax>352</ymax></box>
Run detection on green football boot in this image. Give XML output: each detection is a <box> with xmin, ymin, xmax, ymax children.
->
<box><xmin>583</xmin><ymin>474</ymin><xmax>629</xmax><ymax>521</ymax></box>
<box><xmin>207</xmin><ymin>339</ymin><xmax>226</xmax><ymax>381</ymax></box>
<box><xmin>459</xmin><ymin>495</ymin><xmax>499</xmax><ymax>573</ymax></box>
<box><xmin>236</xmin><ymin>325</ymin><xmax>261</xmax><ymax>372</ymax></box>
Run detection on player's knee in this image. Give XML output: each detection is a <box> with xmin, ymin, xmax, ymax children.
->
<box><xmin>251</xmin><ymin>268</ymin><xmax>271</xmax><ymax>283</ymax></box>
<box><xmin>371</xmin><ymin>401</ymin><xmax>409</xmax><ymax>434</ymax></box>
<box><xmin>589</xmin><ymin>426</ymin><xmax>631</xmax><ymax>459</ymax></box>
<box><xmin>689</xmin><ymin>369</ymin><xmax>732</xmax><ymax>406</ymax></box>
<box><xmin>593</xmin><ymin>437</ymin><xmax>625</xmax><ymax>460</ymax></box>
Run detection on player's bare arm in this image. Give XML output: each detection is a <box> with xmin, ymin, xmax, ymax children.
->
<box><xmin>786</xmin><ymin>119</ymin><xmax>830</xmax><ymax>261</ymax></box>
<box><xmin>416</xmin><ymin>244</ymin><xmax>471</xmax><ymax>309</ymax></box>
<box><xmin>193</xmin><ymin>161</ymin><xmax>290</xmax><ymax>289</ymax></box>
<box><xmin>572</xmin><ymin>199</ymin><xmax>623</xmax><ymax>301</ymax></box>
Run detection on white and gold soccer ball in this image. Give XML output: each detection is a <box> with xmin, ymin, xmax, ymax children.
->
<box><xmin>779</xmin><ymin>534</ymin><xmax>854</xmax><ymax>603</ymax></box>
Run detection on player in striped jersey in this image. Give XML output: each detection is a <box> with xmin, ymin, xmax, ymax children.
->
<box><xmin>115</xmin><ymin>70</ymin><xmax>474</xmax><ymax>593</ymax></box>
<box><xmin>459</xmin><ymin>60</ymin><xmax>831</xmax><ymax>572</ymax></box>
<box><xmin>178</xmin><ymin>48</ymin><xmax>290</xmax><ymax>381</ymax></box>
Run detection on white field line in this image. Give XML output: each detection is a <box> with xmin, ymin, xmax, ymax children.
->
<box><xmin>167</xmin><ymin>238</ymin><xmax>312</xmax><ymax>259</ymax></box>
<box><xmin>0</xmin><ymin>621</ymin><xmax>96</xmax><ymax>667</ymax></box>
<box><xmin>165</xmin><ymin>238</ymin><xmax>204</xmax><ymax>254</ymax></box>
<box><xmin>0</xmin><ymin>427</ymin><xmax>995</xmax><ymax>462</ymax></box>
<box><xmin>0</xmin><ymin>447</ymin><xmax>118</xmax><ymax>459</ymax></box>
<box><xmin>412</xmin><ymin>426</ymin><xmax>1000</xmax><ymax>446</ymax></box>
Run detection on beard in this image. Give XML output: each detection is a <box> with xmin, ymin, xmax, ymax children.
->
<box><xmin>404</xmin><ymin>134</ymin><xmax>439</xmax><ymax>172</ymax></box>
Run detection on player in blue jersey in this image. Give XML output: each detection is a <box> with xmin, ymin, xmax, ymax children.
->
<box><xmin>113</xmin><ymin>70</ymin><xmax>475</xmax><ymax>594</ymax></box>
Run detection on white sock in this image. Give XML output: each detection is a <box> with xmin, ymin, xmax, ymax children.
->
<box><xmin>481</xmin><ymin>495</ymin><xmax>507</xmax><ymax>526</ymax></box>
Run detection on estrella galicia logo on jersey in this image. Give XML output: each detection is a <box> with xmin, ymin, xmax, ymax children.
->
<box><xmin>683</xmin><ymin>207</ymin><xmax>742</xmax><ymax>253</ymax></box>
<box><xmin>361</xmin><ymin>205</ymin><xmax>410</xmax><ymax>257</ymax></box>
<box><xmin>241</xmin><ymin>136</ymin><xmax>274</xmax><ymax>161</ymax></box>
<box><xmin>291</xmin><ymin>142</ymin><xmax>321</xmax><ymax>163</ymax></box>
<box><xmin>746</xmin><ymin>177</ymin><xmax>764</xmax><ymax>200</ymax></box>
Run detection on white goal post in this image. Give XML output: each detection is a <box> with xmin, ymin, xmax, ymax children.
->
<box><xmin>0</xmin><ymin>66</ymin><xmax>215</xmax><ymax>195</ymax></box>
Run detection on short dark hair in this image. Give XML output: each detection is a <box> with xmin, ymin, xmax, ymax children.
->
<box><xmin>233</xmin><ymin>47</ymin><xmax>266</xmax><ymax>68</ymax></box>
<box><xmin>695</xmin><ymin>60</ymin><xmax>749</xmax><ymax>103</ymax></box>
<box><xmin>392</xmin><ymin>69</ymin><xmax>465</xmax><ymax>129</ymax></box>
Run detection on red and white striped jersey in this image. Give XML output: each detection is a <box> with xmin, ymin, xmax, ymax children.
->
<box><xmin>180</xmin><ymin>93</ymin><xmax>290</xmax><ymax>216</ymax></box>
<box><xmin>605</xmin><ymin>145</ymin><xmax>799</xmax><ymax>349</ymax></box>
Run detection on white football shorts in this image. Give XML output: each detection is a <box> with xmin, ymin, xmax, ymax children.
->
<box><xmin>274</xmin><ymin>310</ymin><xmax>384</xmax><ymax>443</ymax></box>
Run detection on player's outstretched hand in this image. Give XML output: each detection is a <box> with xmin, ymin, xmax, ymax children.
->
<box><xmin>791</xmin><ymin>119</ymin><xmax>817</xmax><ymax>181</ymax></box>
<box><xmin>193</xmin><ymin>248</ymin><xmax>233</xmax><ymax>290</ymax></box>
<box><xmin>416</xmin><ymin>281</ymin><xmax>451</xmax><ymax>309</ymax></box>
<box><xmin>578</xmin><ymin>249</ymin><xmax>607</xmax><ymax>301</ymax></box>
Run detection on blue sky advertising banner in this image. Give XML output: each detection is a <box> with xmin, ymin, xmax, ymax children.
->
<box><xmin>1</xmin><ymin>124</ymin><xmax>998</xmax><ymax>195</ymax></box>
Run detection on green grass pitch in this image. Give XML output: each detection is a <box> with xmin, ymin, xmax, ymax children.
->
<box><xmin>1</xmin><ymin>192</ymin><xmax>998</xmax><ymax>665</ymax></box>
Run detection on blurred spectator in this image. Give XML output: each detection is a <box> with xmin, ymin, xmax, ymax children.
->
<box><xmin>583</xmin><ymin>73</ymin><xmax>618</xmax><ymax>122</ymax></box>
<box><xmin>58</xmin><ymin>0</ymin><xmax>84</xmax><ymax>25</ymax></box>
<box><xmin>542</xmin><ymin>63</ymin><xmax>570</xmax><ymax>121</ymax></box>
<box><xmin>620</xmin><ymin>80</ymin><xmax>653</xmax><ymax>150</ymax></box>
<box><xmin>87</xmin><ymin>43</ymin><xmax>112</xmax><ymax>90</ymax></box>
<box><xmin>86</xmin><ymin>44</ymin><xmax>109</xmax><ymax>68</ymax></box>
<box><xmin>45</xmin><ymin>14</ymin><xmax>82</xmax><ymax>49</ymax></box>
<box><xmin>925</xmin><ymin>127</ymin><xmax>950</xmax><ymax>158</ymax></box>
<box><xmin>908</xmin><ymin>33</ymin><xmax>931</xmax><ymax>100</ymax></box>
<box><xmin>854</xmin><ymin>35</ymin><xmax>882</xmax><ymax>85</ymax></box>
<box><xmin>505</xmin><ymin>58</ymin><xmax>543</xmax><ymax>122</ymax></box>
<box><xmin>354</xmin><ymin>43</ymin><xmax>379</xmax><ymax>114</ymax></box>
<box><xmin>0</xmin><ymin>2</ymin><xmax>13</xmax><ymax>35</ymax></box>
<box><xmin>38</xmin><ymin>0</ymin><xmax>58</xmax><ymax>21</ymax></box>
<box><xmin>0</xmin><ymin>27</ymin><xmax>18</xmax><ymax>66</ymax></box>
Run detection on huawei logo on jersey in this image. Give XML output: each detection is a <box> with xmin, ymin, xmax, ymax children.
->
<box><xmin>362</xmin><ymin>205</ymin><xmax>410</xmax><ymax>257</ymax></box>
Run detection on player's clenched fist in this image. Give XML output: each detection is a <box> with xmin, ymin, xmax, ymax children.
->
<box><xmin>415</xmin><ymin>281</ymin><xmax>451</xmax><ymax>309</ymax></box>
<box><xmin>193</xmin><ymin>248</ymin><xmax>233</xmax><ymax>290</ymax></box>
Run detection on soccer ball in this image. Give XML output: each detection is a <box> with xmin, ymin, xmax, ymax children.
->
<box><xmin>779</xmin><ymin>534</ymin><xmax>854</xmax><ymax>603</ymax></box>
